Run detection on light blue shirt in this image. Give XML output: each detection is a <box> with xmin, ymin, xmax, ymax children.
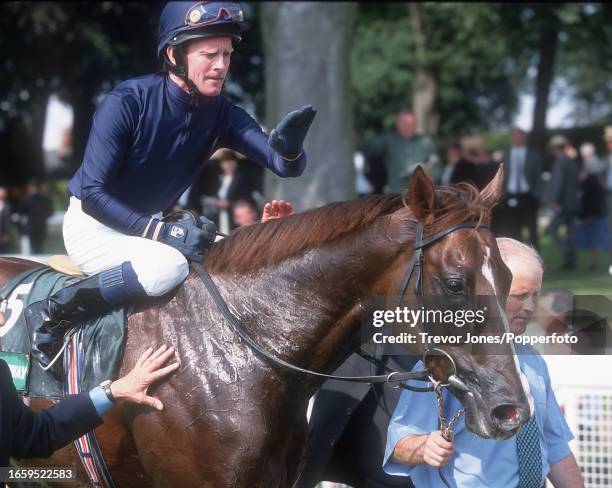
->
<box><xmin>383</xmin><ymin>346</ymin><xmax>574</xmax><ymax>487</ymax></box>
<box><xmin>88</xmin><ymin>386</ymin><xmax>114</xmax><ymax>417</ymax></box>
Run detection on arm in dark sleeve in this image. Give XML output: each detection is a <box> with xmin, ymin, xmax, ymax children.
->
<box><xmin>531</xmin><ymin>151</ymin><xmax>544</xmax><ymax>203</ymax></box>
<box><xmin>2</xmin><ymin>362</ymin><xmax>102</xmax><ymax>459</ymax></box>
<box><xmin>547</xmin><ymin>159</ymin><xmax>564</xmax><ymax>206</ymax></box>
<box><xmin>359</xmin><ymin>135</ymin><xmax>386</xmax><ymax>161</ymax></box>
<box><xmin>78</xmin><ymin>92</ymin><xmax>151</xmax><ymax>236</ymax></box>
<box><xmin>220</xmin><ymin>104</ymin><xmax>306</xmax><ymax>178</ymax></box>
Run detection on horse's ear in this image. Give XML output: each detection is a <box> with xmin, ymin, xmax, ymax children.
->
<box><xmin>480</xmin><ymin>163</ymin><xmax>504</xmax><ymax>208</ymax></box>
<box><xmin>406</xmin><ymin>165</ymin><xmax>436</xmax><ymax>224</ymax></box>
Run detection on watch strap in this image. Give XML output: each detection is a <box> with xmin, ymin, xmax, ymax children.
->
<box><xmin>100</xmin><ymin>380</ymin><xmax>115</xmax><ymax>403</ymax></box>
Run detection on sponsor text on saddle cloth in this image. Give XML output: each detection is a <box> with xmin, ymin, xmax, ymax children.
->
<box><xmin>0</xmin><ymin>266</ymin><xmax>129</xmax><ymax>398</ymax></box>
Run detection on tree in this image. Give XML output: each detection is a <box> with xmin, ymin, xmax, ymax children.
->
<box><xmin>261</xmin><ymin>2</ymin><xmax>357</xmax><ymax>209</ymax></box>
<box><xmin>408</xmin><ymin>2</ymin><xmax>438</xmax><ymax>136</ymax></box>
<box><xmin>0</xmin><ymin>1</ymin><xmax>265</xmax><ymax>183</ymax></box>
<box><xmin>555</xmin><ymin>3</ymin><xmax>612</xmax><ymax>126</ymax></box>
<box><xmin>351</xmin><ymin>3</ymin><xmax>521</xmax><ymax>140</ymax></box>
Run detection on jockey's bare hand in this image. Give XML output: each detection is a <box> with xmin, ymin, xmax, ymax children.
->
<box><xmin>261</xmin><ymin>200</ymin><xmax>294</xmax><ymax>222</ymax></box>
<box><xmin>423</xmin><ymin>431</ymin><xmax>454</xmax><ymax>467</ymax></box>
<box><xmin>110</xmin><ymin>345</ymin><xmax>179</xmax><ymax>411</ymax></box>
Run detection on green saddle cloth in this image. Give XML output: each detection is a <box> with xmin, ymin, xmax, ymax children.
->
<box><xmin>0</xmin><ymin>266</ymin><xmax>130</xmax><ymax>399</ymax></box>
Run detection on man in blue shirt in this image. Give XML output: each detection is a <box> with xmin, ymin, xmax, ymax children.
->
<box><xmin>383</xmin><ymin>238</ymin><xmax>584</xmax><ymax>488</ymax></box>
<box><xmin>25</xmin><ymin>1</ymin><xmax>316</xmax><ymax>369</ymax></box>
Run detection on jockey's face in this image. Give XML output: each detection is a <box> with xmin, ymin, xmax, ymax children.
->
<box><xmin>183</xmin><ymin>36</ymin><xmax>233</xmax><ymax>96</ymax></box>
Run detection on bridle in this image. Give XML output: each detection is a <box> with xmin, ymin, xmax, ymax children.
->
<box><xmin>193</xmin><ymin>218</ymin><xmax>489</xmax><ymax>389</ymax></box>
<box><xmin>394</xmin><ymin>221</ymin><xmax>490</xmax><ymax>392</ymax></box>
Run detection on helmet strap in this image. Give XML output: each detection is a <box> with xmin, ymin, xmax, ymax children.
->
<box><xmin>167</xmin><ymin>45</ymin><xmax>201</xmax><ymax>106</ymax></box>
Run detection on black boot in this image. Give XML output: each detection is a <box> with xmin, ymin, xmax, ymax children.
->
<box><xmin>25</xmin><ymin>273</ymin><xmax>117</xmax><ymax>374</ymax></box>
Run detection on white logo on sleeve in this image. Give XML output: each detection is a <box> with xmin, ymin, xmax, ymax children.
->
<box><xmin>170</xmin><ymin>225</ymin><xmax>185</xmax><ymax>239</ymax></box>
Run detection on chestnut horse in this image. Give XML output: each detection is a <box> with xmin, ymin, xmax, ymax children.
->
<box><xmin>2</xmin><ymin>167</ymin><xmax>530</xmax><ymax>487</ymax></box>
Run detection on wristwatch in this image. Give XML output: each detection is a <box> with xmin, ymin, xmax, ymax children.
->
<box><xmin>99</xmin><ymin>379</ymin><xmax>115</xmax><ymax>404</ymax></box>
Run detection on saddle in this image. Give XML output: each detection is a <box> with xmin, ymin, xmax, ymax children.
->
<box><xmin>0</xmin><ymin>257</ymin><xmax>129</xmax><ymax>399</ymax></box>
<box><xmin>47</xmin><ymin>254</ymin><xmax>86</xmax><ymax>277</ymax></box>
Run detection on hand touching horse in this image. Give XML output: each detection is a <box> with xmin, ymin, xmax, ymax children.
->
<box><xmin>2</xmin><ymin>166</ymin><xmax>529</xmax><ymax>487</ymax></box>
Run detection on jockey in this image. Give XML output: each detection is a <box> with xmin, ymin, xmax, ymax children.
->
<box><xmin>25</xmin><ymin>1</ymin><xmax>316</xmax><ymax>369</ymax></box>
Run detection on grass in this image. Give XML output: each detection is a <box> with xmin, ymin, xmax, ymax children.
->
<box><xmin>539</xmin><ymin>233</ymin><xmax>612</xmax><ymax>295</ymax></box>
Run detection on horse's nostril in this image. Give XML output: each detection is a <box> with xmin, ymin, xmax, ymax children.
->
<box><xmin>491</xmin><ymin>404</ymin><xmax>522</xmax><ymax>430</ymax></box>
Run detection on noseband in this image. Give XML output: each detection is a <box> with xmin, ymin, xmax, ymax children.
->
<box><xmin>193</xmin><ymin>220</ymin><xmax>488</xmax><ymax>388</ymax></box>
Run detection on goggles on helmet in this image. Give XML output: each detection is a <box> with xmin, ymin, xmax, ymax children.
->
<box><xmin>185</xmin><ymin>2</ymin><xmax>244</xmax><ymax>27</ymax></box>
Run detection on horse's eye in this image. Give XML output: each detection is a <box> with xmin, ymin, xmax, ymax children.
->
<box><xmin>446</xmin><ymin>279</ymin><xmax>464</xmax><ymax>294</ymax></box>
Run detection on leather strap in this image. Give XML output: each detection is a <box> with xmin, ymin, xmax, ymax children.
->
<box><xmin>192</xmin><ymin>262</ymin><xmax>431</xmax><ymax>385</ymax></box>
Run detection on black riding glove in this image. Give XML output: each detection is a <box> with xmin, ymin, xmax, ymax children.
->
<box><xmin>269</xmin><ymin>105</ymin><xmax>317</xmax><ymax>160</ymax></box>
<box><xmin>147</xmin><ymin>216</ymin><xmax>216</xmax><ymax>261</ymax></box>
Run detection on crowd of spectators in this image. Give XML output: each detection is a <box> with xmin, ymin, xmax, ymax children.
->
<box><xmin>2</xmin><ymin>114</ymin><xmax>611</xmax><ymax>273</ymax></box>
<box><xmin>0</xmin><ymin>179</ymin><xmax>54</xmax><ymax>255</ymax></box>
<box><xmin>351</xmin><ymin>109</ymin><xmax>612</xmax><ymax>273</ymax></box>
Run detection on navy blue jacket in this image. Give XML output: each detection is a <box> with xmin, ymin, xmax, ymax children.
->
<box><xmin>0</xmin><ymin>360</ymin><xmax>102</xmax><ymax>466</ymax></box>
<box><xmin>68</xmin><ymin>73</ymin><xmax>306</xmax><ymax>235</ymax></box>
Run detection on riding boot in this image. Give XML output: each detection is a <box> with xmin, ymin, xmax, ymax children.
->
<box><xmin>25</xmin><ymin>262</ymin><xmax>147</xmax><ymax>373</ymax></box>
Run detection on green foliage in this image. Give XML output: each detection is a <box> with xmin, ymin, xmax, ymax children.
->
<box><xmin>555</xmin><ymin>3</ymin><xmax>612</xmax><ymax>124</ymax></box>
<box><xmin>351</xmin><ymin>3</ymin><xmax>520</xmax><ymax>139</ymax></box>
<box><xmin>0</xmin><ymin>1</ymin><xmax>264</xmax><ymax>182</ymax></box>
<box><xmin>351</xmin><ymin>15</ymin><xmax>413</xmax><ymax>137</ymax></box>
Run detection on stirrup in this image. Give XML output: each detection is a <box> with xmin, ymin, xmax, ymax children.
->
<box><xmin>41</xmin><ymin>326</ymin><xmax>78</xmax><ymax>372</ymax></box>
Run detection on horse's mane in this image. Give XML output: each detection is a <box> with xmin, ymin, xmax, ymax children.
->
<box><xmin>204</xmin><ymin>183</ymin><xmax>489</xmax><ymax>274</ymax></box>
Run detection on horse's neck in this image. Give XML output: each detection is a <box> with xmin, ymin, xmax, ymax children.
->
<box><xmin>195</xmin><ymin>222</ymin><xmax>398</xmax><ymax>378</ymax></box>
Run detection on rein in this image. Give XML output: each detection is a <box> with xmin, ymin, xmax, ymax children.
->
<box><xmin>193</xmin><ymin>219</ymin><xmax>488</xmax><ymax>387</ymax></box>
<box><xmin>192</xmin><ymin>262</ymin><xmax>430</xmax><ymax>385</ymax></box>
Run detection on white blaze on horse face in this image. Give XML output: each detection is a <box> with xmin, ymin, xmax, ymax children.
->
<box><xmin>481</xmin><ymin>245</ymin><xmax>534</xmax><ymax>414</ymax></box>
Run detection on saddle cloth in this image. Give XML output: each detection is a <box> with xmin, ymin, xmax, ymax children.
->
<box><xmin>0</xmin><ymin>266</ymin><xmax>130</xmax><ymax>399</ymax></box>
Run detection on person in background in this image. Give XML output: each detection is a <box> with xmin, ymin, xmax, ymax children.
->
<box><xmin>602</xmin><ymin>126</ymin><xmax>612</xmax><ymax>275</ymax></box>
<box><xmin>361</xmin><ymin>108</ymin><xmax>438</xmax><ymax>193</ymax></box>
<box><xmin>545</xmin><ymin>135</ymin><xmax>581</xmax><ymax>270</ymax></box>
<box><xmin>576</xmin><ymin>142</ymin><xmax>610</xmax><ymax>270</ymax></box>
<box><xmin>354</xmin><ymin>149</ymin><xmax>374</xmax><ymax>197</ymax></box>
<box><xmin>204</xmin><ymin>148</ymin><xmax>257</xmax><ymax>233</ymax></box>
<box><xmin>232</xmin><ymin>198</ymin><xmax>259</xmax><ymax>227</ymax></box>
<box><xmin>233</xmin><ymin>198</ymin><xmax>294</xmax><ymax>228</ymax></box>
<box><xmin>439</xmin><ymin>141</ymin><xmax>462</xmax><ymax>186</ymax></box>
<box><xmin>494</xmin><ymin>127</ymin><xmax>543</xmax><ymax>250</ymax></box>
<box><xmin>450</xmin><ymin>134</ymin><xmax>497</xmax><ymax>190</ymax></box>
<box><xmin>16</xmin><ymin>179</ymin><xmax>54</xmax><ymax>254</ymax></box>
<box><xmin>1</xmin><ymin>345</ymin><xmax>179</xmax><ymax>466</ymax></box>
<box><xmin>383</xmin><ymin>238</ymin><xmax>583</xmax><ymax>488</ymax></box>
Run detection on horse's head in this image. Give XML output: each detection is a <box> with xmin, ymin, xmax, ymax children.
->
<box><xmin>382</xmin><ymin>166</ymin><xmax>531</xmax><ymax>440</ymax></box>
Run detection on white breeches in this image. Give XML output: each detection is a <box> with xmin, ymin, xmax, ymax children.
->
<box><xmin>63</xmin><ymin>197</ymin><xmax>189</xmax><ymax>296</ymax></box>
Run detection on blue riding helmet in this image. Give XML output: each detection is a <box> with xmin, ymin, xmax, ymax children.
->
<box><xmin>157</xmin><ymin>1</ymin><xmax>250</xmax><ymax>59</ymax></box>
